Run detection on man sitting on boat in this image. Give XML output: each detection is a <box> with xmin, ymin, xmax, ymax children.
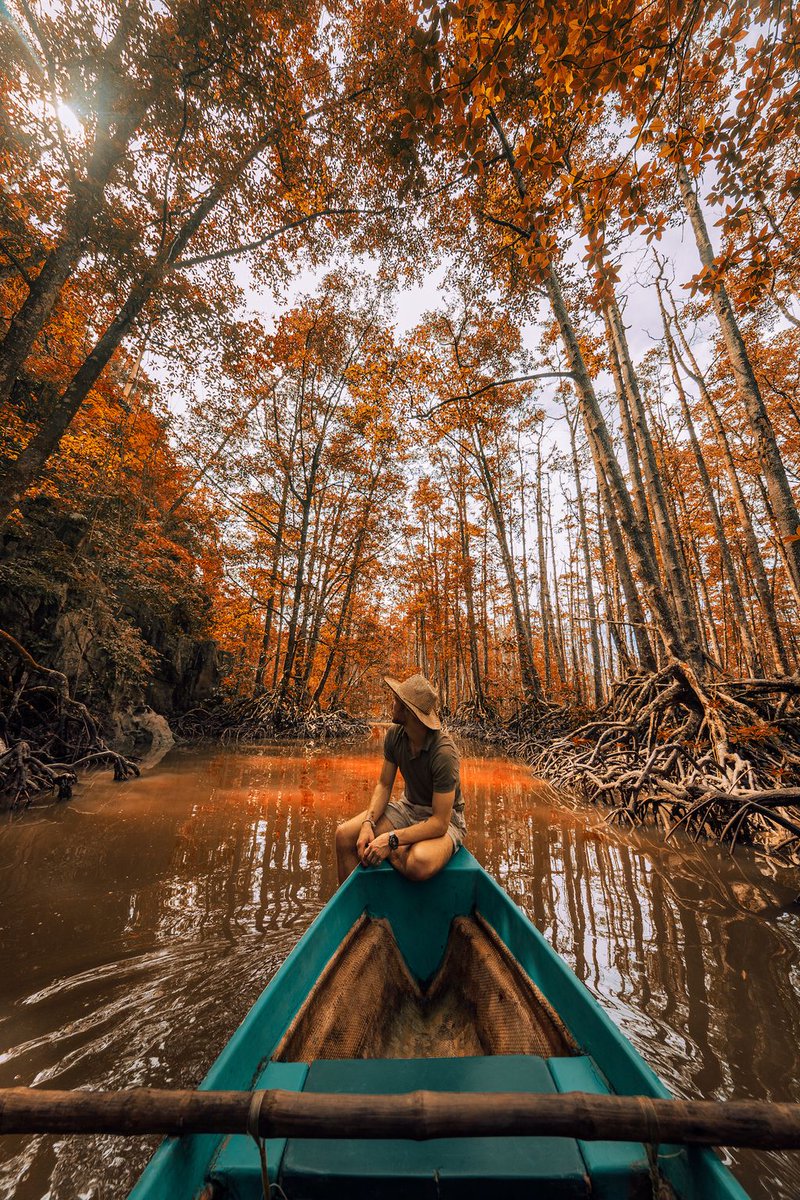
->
<box><xmin>336</xmin><ymin>672</ymin><xmax>466</xmax><ymax>885</ymax></box>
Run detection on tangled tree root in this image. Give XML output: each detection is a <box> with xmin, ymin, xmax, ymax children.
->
<box><xmin>173</xmin><ymin>690</ymin><xmax>369</xmax><ymax>744</ymax></box>
<box><xmin>513</xmin><ymin>664</ymin><xmax>800</xmax><ymax>864</ymax></box>
<box><xmin>451</xmin><ymin>696</ymin><xmax>504</xmax><ymax>741</ymax></box>
<box><xmin>0</xmin><ymin>629</ymin><xmax>140</xmax><ymax>810</ymax></box>
<box><xmin>451</xmin><ymin>694</ymin><xmax>590</xmax><ymax>750</ymax></box>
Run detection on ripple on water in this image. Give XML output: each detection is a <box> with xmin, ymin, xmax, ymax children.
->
<box><xmin>0</xmin><ymin>918</ymin><xmax>318</xmax><ymax>1198</ymax></box>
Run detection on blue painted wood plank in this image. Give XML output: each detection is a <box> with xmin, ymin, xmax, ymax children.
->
<box><xmin>208</xmin><ymin>1061</ymin><xmax>309</xmax><ymax>1199</ymax></box>
<box><xmin>281</xmin><ymin>1055</ymin><xmax>590</xmax><ymax>1199</ymax></box>
<box><xmin>548</xmin><ymin>1055</ymin><xmax>652</xmax><ymax>1199</ymax></box>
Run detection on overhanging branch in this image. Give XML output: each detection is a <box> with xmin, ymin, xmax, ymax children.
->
<box><xmin>175</xmin><ymin>207</ymin><xmax>390</xmax><ymax>269</ymax></box>
<box><xmin>422</xmin><ymin>371</ymin><xmax>577</xmax><ymax>418</ymax></box>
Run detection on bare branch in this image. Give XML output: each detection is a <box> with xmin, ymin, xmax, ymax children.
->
<box><xmin>421</xmin><ymin>372</ymin><xmax>577</xmax><ymax>418</ymax></box>
<box><xmin>174</xmin><ymin>207</ymin><xmax>386</xmax><ymax>269</ymax></box>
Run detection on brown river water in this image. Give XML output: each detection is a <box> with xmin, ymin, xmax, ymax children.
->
<box><xmin>1</xmin><ymin>730</ymin><xmax>800</xmax><ymax>1199</ymax></box>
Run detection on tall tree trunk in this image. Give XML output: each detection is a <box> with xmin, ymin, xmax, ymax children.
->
<box><xmin>605</xmin><ymin>296</ymin><xmax>703</xmax><ymax>662</ymax></box>
<box><xmin>603</xmin><ymin>309</ymin><xmax>658</xmax><ymax>568</ymax></box>
<box><xmin>280</xmin><ymin>471</ymin><xmax>319</xmax><ymax>697</ymax></box>
<box><xmin>597</xmin><ymin>499</ymin><xmax>631</xmax><ymax>675</ymax></box>
<box><xmin>685</xmin><ymin>521</ymin><xmax>725</xmax><ymax>667</ymax></box>
<box><xmin>419</xmin><ymin>611</ymin><xmax>430</xmax><ymax>678</ymax></box>
<box><xmin>487</xmin><ymin>110</ymin><xmax>691</xmax><ymax>667</ymax></box>
<box><xmin>472</xmin><ymin>427</ymin><xmax>544</xmax><ymax>702</ymax></box>
<box><xmin>534</xmin><ymin>449</ymin><xmax>552</xmax><ymax>693</ymax></box>
<box><xmin>536</xmin><ymin>460</ymin><xmax>567</xmax><ymax>688</ymax></box>
<box><xmin>665</xmin><ymin>286</ymin><xmax>790</xmax><ymax>673</ymax></box>
<box><xmin>313</xmin><ymin>468</ymin><xmax>383</xmax><ymax>705</ymax></box>
<box><xmin>296</xmin><ymin>486</ymin><xmax>344</xmax><ymax>690</ymax></box>
<box><xmin>566</xmin><ymin>536</ymin><xmax>583</xmax><ymax>701</ymax></box>
<box><xmin>656</xmin><ymin>283</ymin><xmax>759</xmax><ymax>674</ymax></box>
<box><xmin>481</xmin><ymin>521</ymin><xmax>490</xmax><ymax>679</ymax></box>
<box><xmin>751</xmin><ymin>473</ymin><xmax>800</xmax><ymax>616</ymax></box>
<box><xmin>454</xmin><ymin>474</ymin><xmax>485</xmax><ymax>706</ymax></box>
<box><xmin>677</xmin><ymin>157</ymin><xmax>800</xmax><ymax>599</ymax></box>
<box><xmin>270</xmin><ymin>558</ymin><xmax>288</xmax><ymax>691</ymax></box>
<box><xmin>328</xmin><ymin>609</ymin><xmax>354</xmax><ymax>709</ymax></box>
<box><xmin>545</xmin><ymin>265</ymin><xmax>690</xmax><ymax>664</ymax></box>
<box><xmin>595</xmin><ymin>457</ymin><xmax>658</xmax><ymax>671</ymax></box>
<box><xmin>517</xmin><ymin>430</ymin><xmax>534</xmax><ymax>634</ymax></box>
<box><xmin>548</xmin><ymin>504</ymin><xmax>568</xmax><ymax>687</ymax></box>
<box><xmin>651</xmin><ymin>419</ymin><xmax>710</xmax><ymax>657</ymax></box>
<box><xmin>568</xmin><ymin>414</ymin><xmax>604</xmax><ymax>705</ymax></box>
<box><xmin>254</xmin><ymin>477</ymin><xmax>289</xmax><ymax>693</ymax></box>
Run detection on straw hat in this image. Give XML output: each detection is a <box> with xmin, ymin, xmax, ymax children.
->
<box><xmin>384</xmin><ymin>672</ymin><xmax>441</xmax><ymax>730</ymax></box>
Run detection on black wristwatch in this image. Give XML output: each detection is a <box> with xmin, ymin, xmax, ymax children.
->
<box><xmin>388</xmin><ymin>832</ymin><xmax>399</xmax><ymax>851</ymax></box>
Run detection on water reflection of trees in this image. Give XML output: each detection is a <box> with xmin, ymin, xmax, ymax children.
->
<box><xmin>476</xmin><ymin>769</ymin><xmax>800</xmax><ymax>1199</ymax></box>
<box><xmin>133</xmin><ymin>750</ymin><xmax>350</xmax><ymax>949</ymax></box>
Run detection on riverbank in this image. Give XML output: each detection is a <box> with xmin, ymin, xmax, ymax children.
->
<box><xmin>0</xmin><ymin>680</ymin><xmax>370</xmax><ymax>811</ymax></box>
<box><xmin>172</xmin><ymin>691</ymin><xmax>369</xmax><ymax>744</ymax></box>
<box><xmin>451</xmin><ymin>672</ymin><xmax>800</xmax><ymax>867</ymax></box>
<box><xmin>7</xmin><ymin>663</ymin><xmax>800</xmax><ymax>875</ymax></box>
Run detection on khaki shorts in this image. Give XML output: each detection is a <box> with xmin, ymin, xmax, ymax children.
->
<box><xmin>384</xmin><ymin>797</ymin><xmax>466</xmax><ymax>853</ymax></box>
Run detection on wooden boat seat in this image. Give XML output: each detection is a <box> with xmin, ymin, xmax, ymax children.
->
<box><xmin>207</xmin><ymin>1054</ymin><xmax>653</xmax><ymax>1199</ymax></box>
<box><xmin>207</xmin><ymin>1060</ymin><xmax>309</xmax><ymax>1195</ymax></box>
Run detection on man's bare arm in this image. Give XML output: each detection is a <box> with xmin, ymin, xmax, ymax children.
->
<box><xmin>356</xmin><ymin>759</ymin><xmax>398</xmax><ymax>861</ymax></box>
<box><xmin>391</xmin><ymin>789</ymin><xmax>454</xmax><ymax>846</ymax></box>
<box><xmin>361</xmin><ymin>789</ymin><xmax>455</xmax><ymax>867</ymax></box>
<box><xmin>366</xmin><ymin>759</ymin><xmax>397</xmax><ymax>824</ymax></box>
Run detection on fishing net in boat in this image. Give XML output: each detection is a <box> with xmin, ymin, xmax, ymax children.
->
<box><xmin>430</xmin><ymin>914</ymin><xmax>577</xmax><ymax>1057</ymax></box>
<box><xmin>272</xmin><ymin>914</ymin><xmax>577</xmax><ymax>1061</ymax></box>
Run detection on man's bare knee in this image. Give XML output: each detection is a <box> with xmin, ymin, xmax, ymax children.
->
<box><xmin>335</xmin><ymin>822</ymin><xmax>355</xmax><ymax>851</ymax></box>
<box><xmin>402</xmin><ymin>850</ymin><xmax>432</xmax><ymax>882</ymax></box>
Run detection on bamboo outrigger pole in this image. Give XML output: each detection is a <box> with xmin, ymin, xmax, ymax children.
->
<box><xmin>2</xmin><ymin>1087</ymin><xmax>800</xmax><ymax>1149</ymax></box>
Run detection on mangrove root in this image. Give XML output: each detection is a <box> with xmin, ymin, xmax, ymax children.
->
<box><xmin>0</xmin><ymin>630</ymin><xmax>140</xmax><ymax>810</ymax></box>
<box><xmin>479</xmin><ymin>668</ymin><xmax>800</xmax><ymax>864</ymax></box>
<box><xmin>173</xmin><ymin>689</ymin><xmax>369</xmax><ymax>744</ymax></box>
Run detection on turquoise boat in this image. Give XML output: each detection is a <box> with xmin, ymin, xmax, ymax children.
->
<box><xmin>129</xmin><ymin>851</ymin><xmax>749</xmax><ymax>1199</ymax></box>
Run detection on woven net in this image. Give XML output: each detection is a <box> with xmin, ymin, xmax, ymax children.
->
<box><xmin>273</xmin><ymin>913</ymin><xmax>577</xmax><ymax>1061</ymax></box>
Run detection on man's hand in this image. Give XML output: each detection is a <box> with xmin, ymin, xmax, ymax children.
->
<box><xmin>362</xmin><ymin>831</ymin><xmax>392</xmax><ymax>866</ymax></box>
<box><xmin>356</xmin><ymin>821</ymin><xmax>374</xmax><ymax>862</ymax></box>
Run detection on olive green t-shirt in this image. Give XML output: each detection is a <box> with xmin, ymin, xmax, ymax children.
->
<box><xmin>383</xmin><ymin>724</ymin><xmax>465</xmax><ymax>818</ymax></box>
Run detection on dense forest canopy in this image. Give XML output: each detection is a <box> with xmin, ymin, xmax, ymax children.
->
<box><xmin>2</xmin><ymin>0</ymin><xmax>800</xmax><ymax>837</ymax></box>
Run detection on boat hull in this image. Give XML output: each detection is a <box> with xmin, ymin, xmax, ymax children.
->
<box><xmin>128</xmin><ymin>851</ymin><xmax>749</xmax><ymax>1199</ymax></box>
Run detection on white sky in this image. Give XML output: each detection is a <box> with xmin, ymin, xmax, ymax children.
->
<box><xmin>155</xmin><ymin>176</ymin><xmax>727</xmax><ymax>585</ymax></box>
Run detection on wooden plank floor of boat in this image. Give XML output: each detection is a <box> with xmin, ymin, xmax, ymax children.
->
<box><xmin>271</xmin><ymin>913</ymin><xmax>578</xmax><ymax>1062</ymax></box>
